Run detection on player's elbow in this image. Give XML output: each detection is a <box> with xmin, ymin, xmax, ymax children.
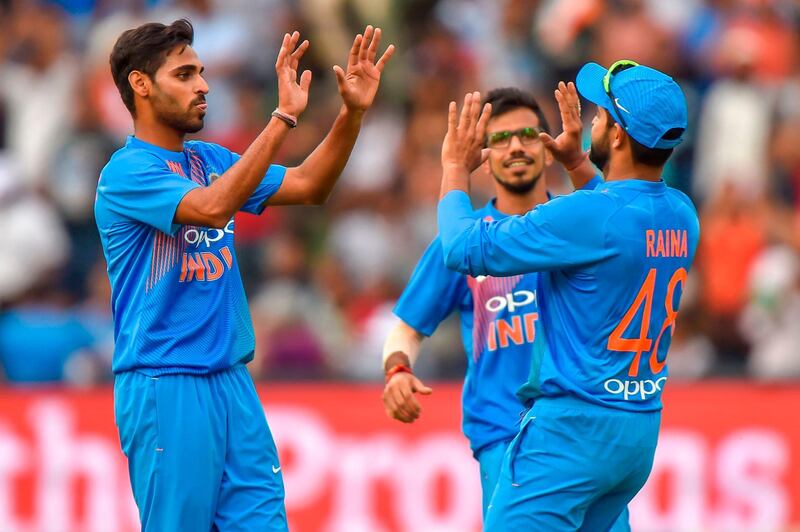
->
<box><xmin>203</xmin><ymin>202</ymin><xmax>233</xmax><ymax>228</ymax></box>
<box><xmin>188</xmin><ymin>198</ymin><xmax>231</xmax><ymax>228</ymax></box>
<box><xmin>205</xmin><ymin>215</ymin><xmax>231</xmax><ymax>229</ymax></box>
<box><xmin>175</xmin><ymin>192</ymin><xmax>232</xmax><ymax>228</ymax></box>
<box><xmin>305</xmin><ymin>186</ymin><xmax>330</xmax><ymax>206</ymax></box>
<box><xmin>288</xmin><ymin>166</ymin><xmax>334</xmax><ymax>206</ymax></box>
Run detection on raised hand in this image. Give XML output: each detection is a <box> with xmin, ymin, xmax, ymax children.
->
<box><xmin>333</xmin><ymin>25</ymin><xmax>395</xmax><ymax>113</ymax></box>
<box><xmin>382</xmin><ymin>372</ymin><xmax>433</xmax><ymax>423</ymax></box>
<box><xmin>275</xmin><ymin>31</ymin><xmax>312</xmax><ymax>118</ymax></box>
<box><xmin>441</xmin><ymin>91</ymin><xmax>492</xmax><ymax>173</ymax></box>
<box><xmin>539</xmin><ymin>81</ymin><xmax>586</xmax><ymax>169</ymax></box>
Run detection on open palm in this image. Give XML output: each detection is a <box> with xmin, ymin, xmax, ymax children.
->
<box><xmin>539</xmin><ymin>81</ymin><xmax>586</xmax><ymax>168</ymax></box>
<box><xmin>334</xmin><ymin>25</ymin><xmax>394</xmax><ymax>112</ymax></box>
<box><xmin>275</xmin><ymin>31</ymin><xmax>312</xmax><ymax>117</ymax></box>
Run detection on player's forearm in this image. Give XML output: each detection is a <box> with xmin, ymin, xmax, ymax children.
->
<box><xmin>290</xmin><ymin>105</ymin><xmax>365</xmax><ymax>204</ymax></box>
<box><xmin>439</xmin><ymin>164</ymin><xmax>471</xmax><ymax>199</ymax></box>
<box><xmin>438</xmin><ymin>190</ymin><xmax>486</xmax><ymax>275</ymax></box>
<box><xmin>175</xmin><ymin>118</ymin><xmax>291</xmax><ymax>228</ymax></box>
<box><xmin>382</xmin><ymin>321</ymin><xmax>424</xmax><ymax>371</ymax></box>
<box><xmin>565</xmin><ymin>152</ymin><xmax>599</xmax><ymax>190</ymax></box>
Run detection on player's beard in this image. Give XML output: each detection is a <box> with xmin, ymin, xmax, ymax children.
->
<box><xmin>490</xmin><ymin>153</ymin><xmax>543</xmax><ymax>195</ymax></box>
<box><xmin>589</xmin><ymin>134</ymin><xmax>610</xmax><ymax>172</ymax></box>
<box><xmin>492</xmin><ymin>169</ymin><xmax>542</xmax><ymax>195</ymax></box>
<box><xmin>151</xmin><ymin>85</ymin><xmax>205</xmax><ymax>134</ymax></box>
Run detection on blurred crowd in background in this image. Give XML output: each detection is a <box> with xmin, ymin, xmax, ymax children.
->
<box><xmin>1</xmin><ymin>0</ymin><xmax>800</xmax><ymax>386</ymax></box>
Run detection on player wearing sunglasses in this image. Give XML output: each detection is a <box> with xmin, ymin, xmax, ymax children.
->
<box><xmin>437</xmin><ymin>61</ymin><xmax>699</xmax><ymax>530</ymax></box>
<box><xmin>381</xmin><ymin>86</ymin><xmax>633</xmax><ymax>529</ymax></box>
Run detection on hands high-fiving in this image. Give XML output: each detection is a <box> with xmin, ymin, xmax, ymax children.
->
<box><xmin>441</xmin><ymin>91</ymin><xmax>493</xmax><ymax>174</ymax></box>
<box><xmin>539</xmin><ymin>81</ymin><xmax>587</xmax><ymax>169</ymax></box>
<box><xmin>275</xmin><ymin>31</ymin><xmax>312</xmax><ymax>118</ymax></box>
<box><xmin>334</xmin><ymin>25</ymin><xmax>395</xmax><ymax>113</ymax></box>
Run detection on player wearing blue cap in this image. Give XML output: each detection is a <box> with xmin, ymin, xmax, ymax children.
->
<box><xmin>381</xmin><ymin>86</ymin><xmax>607</xmax><ymax>516</ymax></box>
<box><xmin>95</xmin><ymin>19</ymin><xmax>393</xmax><ymax>531</ymax></box>
<box><xmin>437</xmin><ymin>61</ymin><xmax>700</xmax><ymax>530</ymax></box>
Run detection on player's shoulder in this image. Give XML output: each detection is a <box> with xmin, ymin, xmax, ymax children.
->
<box><xmin>415</xmin><ymin>232</ymin><xmax>466</xmax><ymax>277</ymax></box>
<box><xmin>421</xmin><ymin>232</ymin><xmax>445</xmax><ymax>258</ymax></box>
<box><xmin>99</xmin><ymin>144</ymin><xmax>163</xmax><ymax>183</ymax></box>
<box><xmin>474</xmin><ymin>201</ymin><xmax>505</xmax><ymax>221</ymax></box>
<box><xmin>539</xmin><ymin>186</ymin><xmax>619</xmax><ymax>219</ymax></box>
<box><xmin>666</xmin><ymin>187</ymin><xmax>700</xmax><ymax>238</ymax></box>
<box><xmin>665</xmin><ymin>186</ymin><xmax>699</xmax><ymax>216</ymax></box>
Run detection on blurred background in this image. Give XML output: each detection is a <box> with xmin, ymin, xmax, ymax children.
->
<box><xmin>3</xmin><ymin>0</ymin><xmax>800</xmax><ymax>386</ymax></box>
<box><xmin>1</xmin><ymin>0</ymin><xmax>800</xmax><ymax>530</ymax></box>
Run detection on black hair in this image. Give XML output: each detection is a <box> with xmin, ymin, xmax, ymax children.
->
<box><xmin>109</xmin><ymin>19</ymin><xmax>194</xmax><ymax>116</ymax></box>
<box><xmin>629</xmin><ymin>134</ymin><xmax>679</xmax><ymax>167</ymax></box>
<box><xmin>602</xmin><ymin>108</ymin><xmax>680</xmax><ymax>167</ymax></box>
<box><xmin>482</xmin><ymin>87</ymin><xmax>551</xmax><ymax>134</ymax></box>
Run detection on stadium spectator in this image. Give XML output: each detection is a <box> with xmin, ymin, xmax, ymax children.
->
<box><xmin>0</xmin><ymin>0</ymin><xmax>799</xmax><ymax>385</ymax></box>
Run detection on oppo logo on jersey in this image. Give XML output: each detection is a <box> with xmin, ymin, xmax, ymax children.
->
<box><xmin>604</xmin><ymin>376</ymin><xmax>668</xmax><ymax>401</ymax></box>
<box><xmin>184</xmin><ymin>220</ymin><xmax>234</xmax><ymax>248</ymax></box>
<box><xmin>485</xmin><ymin>290</ymin><xmax>536</xmax><ymax>313</ymax></box>
<box><xmin>482</xmin><ymin>290</ymin><xmax>538</xmax><ymax>352</ymax></box>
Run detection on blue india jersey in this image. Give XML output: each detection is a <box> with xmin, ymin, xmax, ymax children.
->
<box><xmin>395</xmin><ymin>200</ymin><xmax>541</xmax><ymax>455</ymax></box>
<box><xmin>438</xmin><ymin>179</ymin><xmax>700</xmax><ymax>412</ymax></box>
<box><xmin>95</xmin><ymin>136</ymin><xmax>285</xmax><ymax>375</ymax></box>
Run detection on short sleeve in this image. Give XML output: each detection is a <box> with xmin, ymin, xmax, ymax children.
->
<box><xmin>241</xmin><ymin>164</ymin><xmax>287</xmax><ymax>214</ymax></box>
<box><xmin>189</xmin><ymin>142</ymin><xmax>286</xmax><ymax>215</ymax></box>
<box><xmin>96</xmin><ymin>157</ymin><xmax>200</xmax><ymax>235</ymax></box>
<box><xmin>393</xmin><ymin>235</ymin><xmax>466</xmax><ymax>336</ymax></box>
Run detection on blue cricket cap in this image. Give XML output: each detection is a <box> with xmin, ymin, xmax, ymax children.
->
<box><xmin>576</xmin><ymin>61</ymin><xmax>687</xmax><ymax>150</ymax></box>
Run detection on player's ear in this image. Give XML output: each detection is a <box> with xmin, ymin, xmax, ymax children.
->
<box><xmin>480</xmin><ymin>148</ymin><xmax>492</xmax><ymax>174</ymax></box>
<box><xmin>543</xmin><ymin>144</ymin><xmax>554</xmax><ymax>167</ymax></box>
<box><xmin>129</xmin><ymin>70</ymin><xmax>151</xmax><ymax>99</ymax></box>
<box><xmin>611</xmin><ymin>123</ymin><xmax>625</xmax><ymax>150</ymax></box>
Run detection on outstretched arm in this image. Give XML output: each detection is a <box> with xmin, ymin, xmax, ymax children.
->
<box><xmin>269</xmin><ymin>25</ymin><xmax>395</xmax><ymax>206</ymax></box>
<box><xmin>174</xmin><ymin>32</ymin><xmax>311</xmax><ymax>228</ymax></box>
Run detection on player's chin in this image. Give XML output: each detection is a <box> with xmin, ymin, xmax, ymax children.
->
<box><xmin>185</xmin><ymin>117</ymin><xmax>205</xmax><ymax>134</ymax></box>
<box><xmin>504</xmin><ymin>171</ymin><xmax>536</xmax><ymax>185</ymax></box>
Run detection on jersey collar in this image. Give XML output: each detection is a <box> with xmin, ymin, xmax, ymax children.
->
<box><xmin>126</xmin><ymin>135</ymin><xmax>185</xmax><ymax>158</ymax></box>
<box><xmin>600</xmin><ymin>179</ymin><xmax>667</xmax><ymax>193</ymax></box>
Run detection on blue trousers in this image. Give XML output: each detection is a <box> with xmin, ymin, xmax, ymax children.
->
<box><xmin>485</xmin><ymin>396</ymin><xmax>657</xmax><ymax>531</ymax></box>
<box><xmin>114</xmin><ymin>365</ymin><xmax>287</xmax><ymax>531</ymax></box>
<box><xmin>476</xmin><ymin>439</ymin><xmax>511</xmax><ymax>518</ymax></box>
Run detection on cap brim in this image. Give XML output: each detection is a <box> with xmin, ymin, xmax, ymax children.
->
<box><xmin>576</xmin><ymin>62</ymin><xmax>620</xmax><ymax>122</ymax></box>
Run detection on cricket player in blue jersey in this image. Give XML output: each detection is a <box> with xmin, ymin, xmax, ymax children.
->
<box><xmin>94</xmin><ymin>19</ymin><xmax>393</xmax><ymax>530</ymax></box>
<box><xmin>437</xmin><ymin>61</ymin><xmax>700</xmax><ymax>531</ymax></box>
<box><xmin>382</xmin><ymin>86</ymin><xmax>608</xmax><ymax>514</ymax></box>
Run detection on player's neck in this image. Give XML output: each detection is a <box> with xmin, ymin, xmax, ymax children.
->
<box><xmin>604</xmin><ymin>156</ymin><xmax>663</xmax><ymax>183</ymax></box>
<box><xmin>494</xmin><ymin>187</ymin><xmax>547</xmax><ymax>216</ymax></box>
<box><xmin>133</xmin><ymin>119</ymin><xmax>186</xmax><ymax>153</ymax></box>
